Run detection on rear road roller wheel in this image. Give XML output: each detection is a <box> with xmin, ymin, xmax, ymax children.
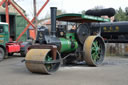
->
<box><xmin>25</xmin><ymin>49</ymin><xmax>61</xmax><ymax>74</ymax></box>
<box><xmin>83</xmin><ymin>36</ymin><xmax>105</xmax><ymax>66</ymax></box>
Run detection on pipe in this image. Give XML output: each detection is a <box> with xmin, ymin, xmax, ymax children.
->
<box><xmin>51</xmin><ymin>7</ymin><xmax>57</xmax><ymax>37</ymax></box>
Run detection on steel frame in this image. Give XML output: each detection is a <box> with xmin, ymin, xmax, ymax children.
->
<box><xmin>0</xmin><ymin>0</ymin><xmax>49</xmax><ymax>41</ymax></box>
<box><xmin>5</xmin><ymin>0</ymin><xmax>9</xmax><ymax>31</ymax></box>
<box><xmin>16</xmin><ymin>0</ymin><xmax>49</xmax><ymax>41</ymax></box>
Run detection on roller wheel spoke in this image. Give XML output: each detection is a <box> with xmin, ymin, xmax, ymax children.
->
<box><xmin>91</xmin><ymin>40</ymin><xmax>101</xmax><ymax>62</ymax></box>
<box><xmin>45</xmin><ymin>56</ymin><xmax>53</xmax><ymax>70</ymax></box>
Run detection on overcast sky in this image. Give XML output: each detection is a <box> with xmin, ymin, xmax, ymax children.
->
<box><xmin>14</xmin><ymin>0</ymin><xmax>128</xmax><ymax>19</ymax></box>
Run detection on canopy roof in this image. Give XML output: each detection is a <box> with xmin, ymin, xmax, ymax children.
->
<box><xmin>56</xmin><ymin>13</ymin><xmax>110</xmax><ymax>23</ymax></box>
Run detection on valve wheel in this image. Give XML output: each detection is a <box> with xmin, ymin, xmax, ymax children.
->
<box><xmin>83</xmin><ymin>36</ymin><xmax>105</xmax><ymax>66</ymax></box>
<box><xmin>25</xmin><ymin>49</ymin><xmax>61</xmax><ymax>74</ymax></box>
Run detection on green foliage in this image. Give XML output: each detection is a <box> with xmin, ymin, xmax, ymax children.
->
<box><xmin>57</xmin><ymin>10</ymin><xmax>66</xmax><ymax>15</ymax></box>
<box><xmin>115</xmin><ymin>7</ymin><xmax>128</xmax><ymax>21</ymax></box>
<box><xmin>81</xmin><ymin>10</ymin><xmax>85</xmax><ymax>14</ymax></box>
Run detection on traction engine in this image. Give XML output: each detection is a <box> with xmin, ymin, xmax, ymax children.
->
<box><xmin>25</xmin><ymin>7</ymin><xmax>105</xmax><ymax>74</ymax></box>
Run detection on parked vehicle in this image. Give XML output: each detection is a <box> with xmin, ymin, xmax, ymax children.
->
<box><xmin>0</xmin><ymin>22</ymin><xmax>31</xmax><ymax>61</ymax></box>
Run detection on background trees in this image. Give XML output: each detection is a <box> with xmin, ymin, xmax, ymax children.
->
<box><xmin>115</xmin><ymin>7</ymin><xmax>128</xmax><ymax>21</ymax></box>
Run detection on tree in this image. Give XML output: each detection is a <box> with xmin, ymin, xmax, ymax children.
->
<box><xmin>57</xmin><ymin>10</ymin><xmax>66</xmax><ymax>15</ymax></box>
<box><xmin>125</xmin><ymin>7</ymin><xmax>128</xmax><ymax>15</ymax></box>
<box><xmin>81</xmin><ymin>10</ymin><xmax>85</xmax><ymax>14</ymax></box>
<box><xmin>115</xmin><ymin>7</ymin><xmax>128</xmax><ymax>21</ymax></box>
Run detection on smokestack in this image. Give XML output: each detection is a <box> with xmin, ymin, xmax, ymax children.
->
<box><xmin>51</xmin><ymin>7</ymin><xmax>57</xmax><ymax>37</ymax></box>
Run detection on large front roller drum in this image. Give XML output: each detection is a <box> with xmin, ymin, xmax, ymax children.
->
<box><xmin>25</xmin><ymin>49</ymin><xmax>61</xmax><ymax>74</ymax></box>
<box><xmin>83</xmin><ymin>36</ymin><xmax>105</xmax><ymax>66</ymax></box>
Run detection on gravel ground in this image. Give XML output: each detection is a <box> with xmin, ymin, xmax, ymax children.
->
<box><xmin>0</xmin><ymin>56</ymin><xmax>128</xmax><ymax>85</ymax></box>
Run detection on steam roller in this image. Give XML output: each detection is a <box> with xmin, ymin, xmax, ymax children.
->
<box><xmin>25</xmin><ymin>7</ymin><xmax>106</xmax><ymax>74</ymax></box>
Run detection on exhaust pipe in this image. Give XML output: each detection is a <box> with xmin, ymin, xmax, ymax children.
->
<box><xmin>51</xmin><ymin>7</ymin><xmax>57</xmax><ymax>37</ymax></box>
